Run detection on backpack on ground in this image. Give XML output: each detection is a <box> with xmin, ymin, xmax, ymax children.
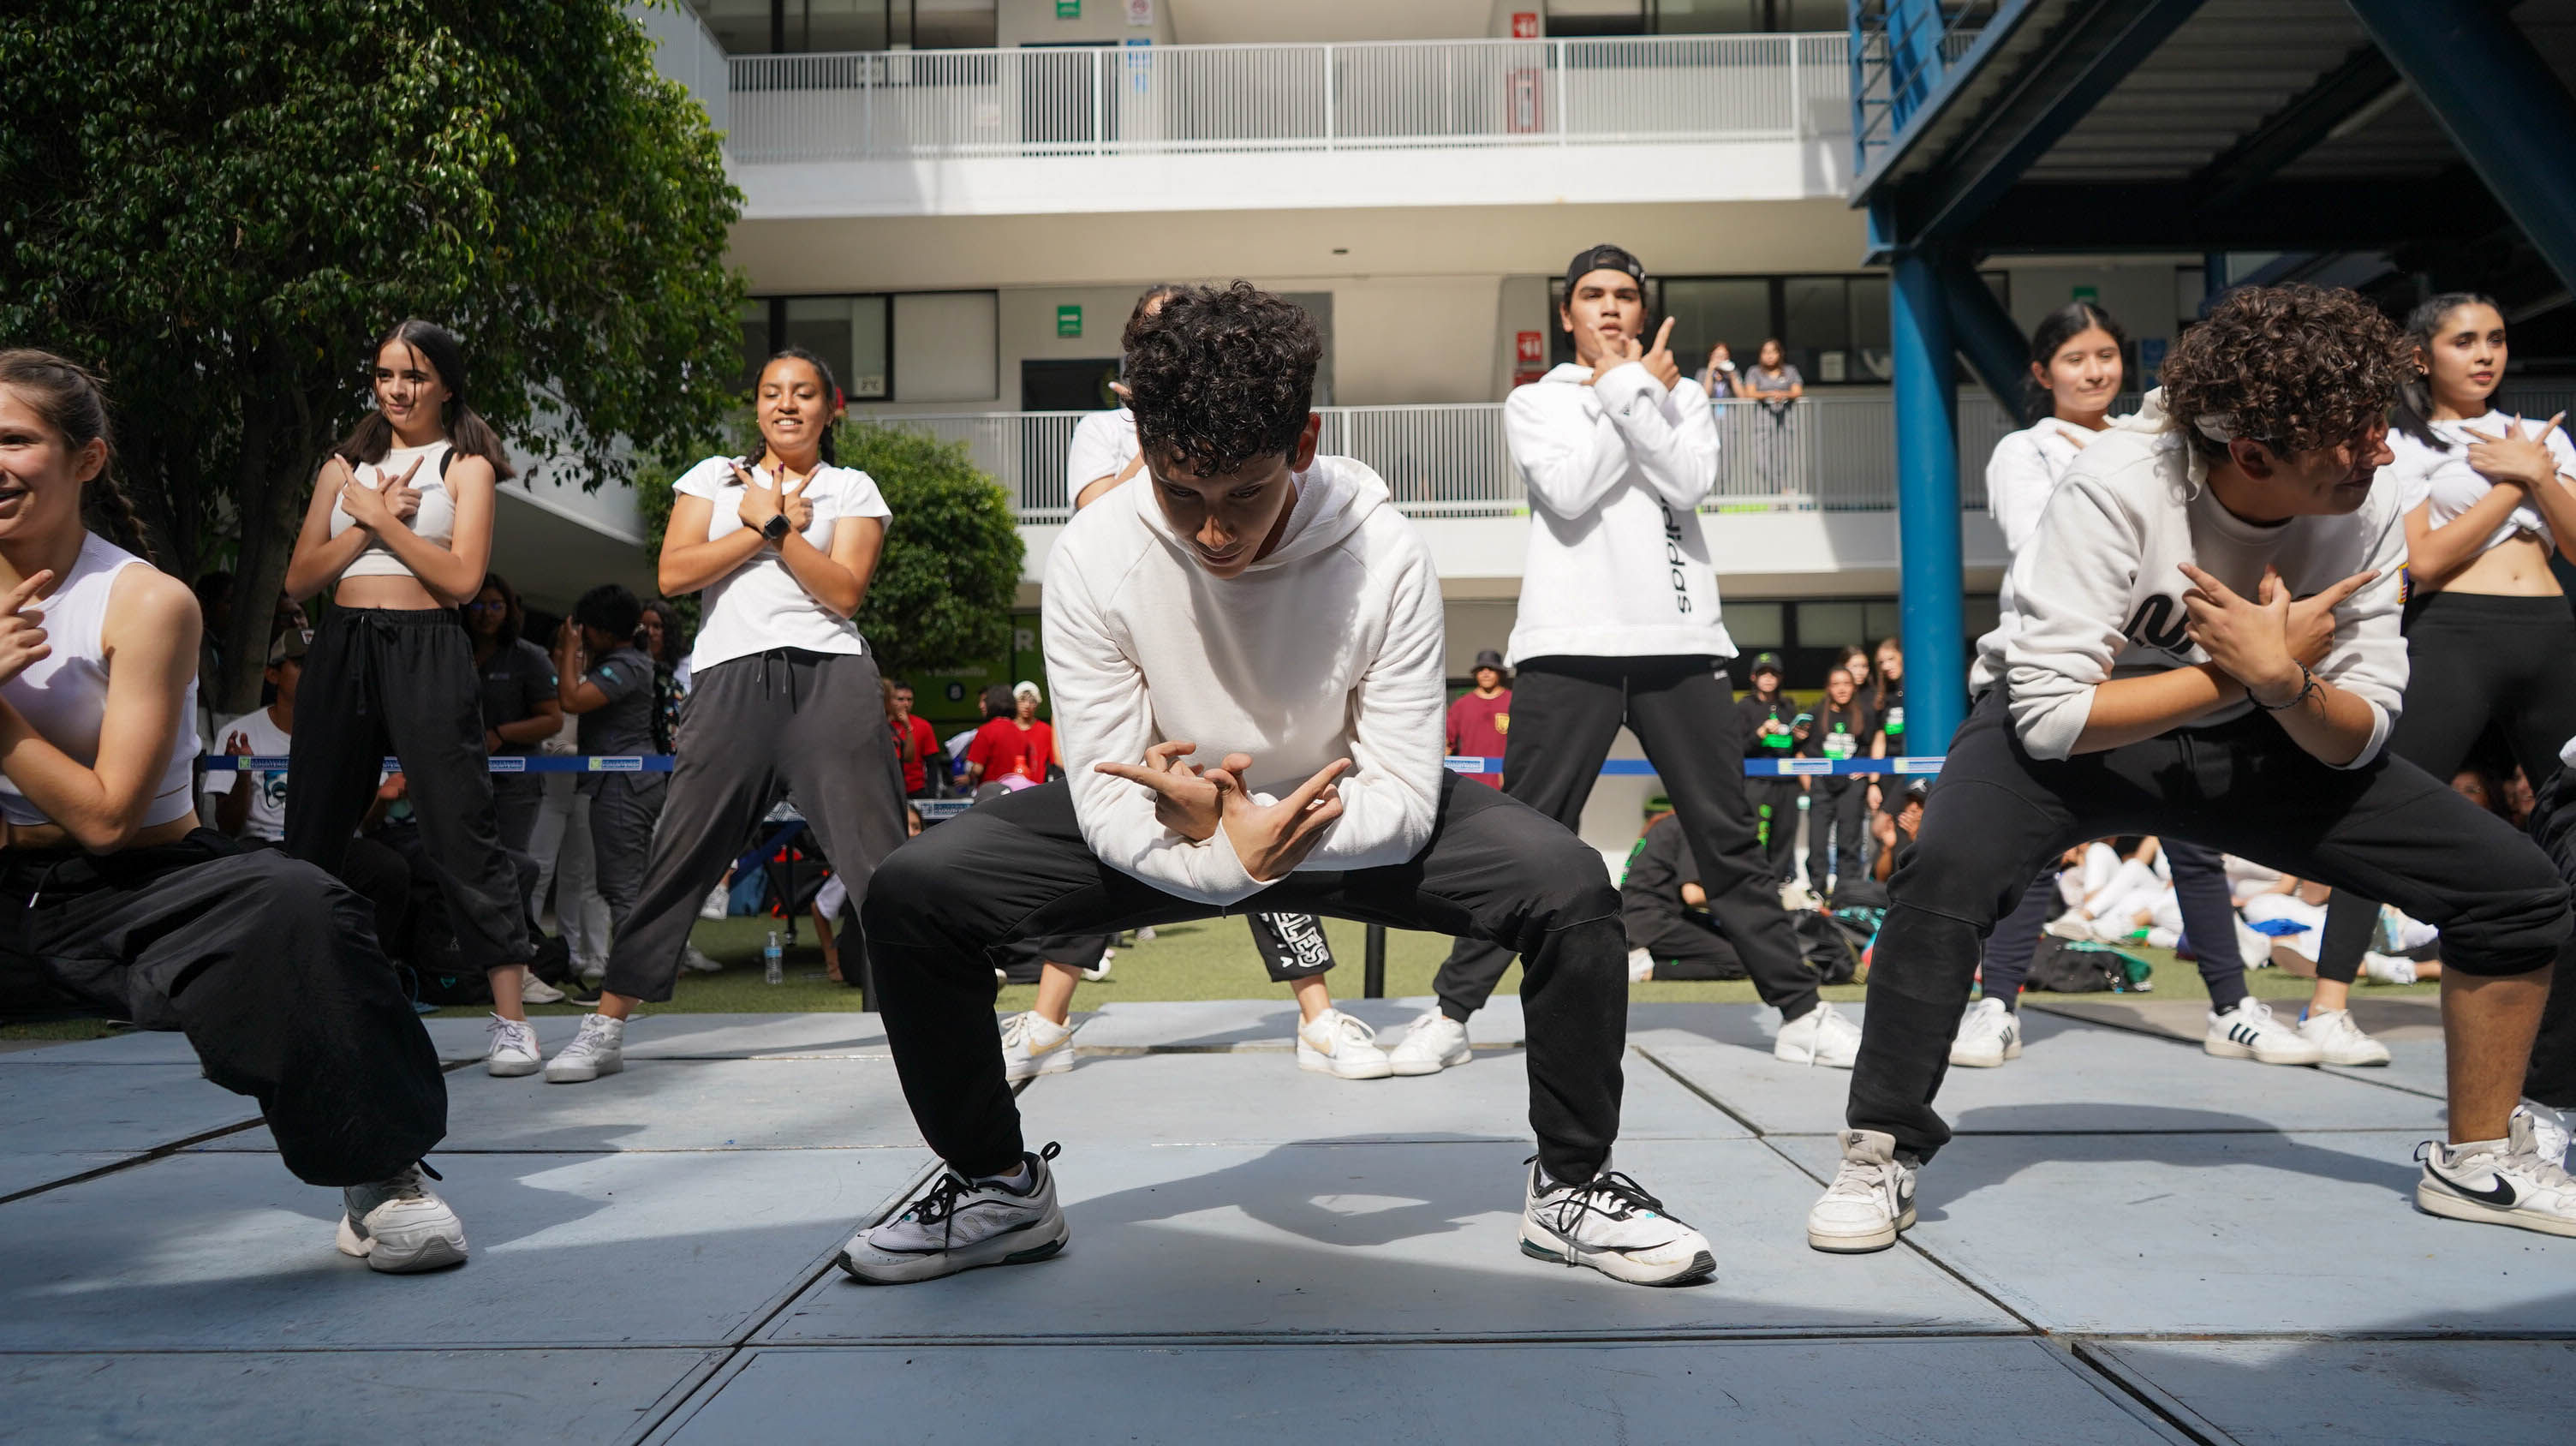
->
<box><xmin>1789</xmin><ymin>908</ymin><xmax>1861</xmax><ymax>985</ymax></box>
<box><xmin>2024</xmin><ymin>935</ymin><xmax>2154</xmax><ymax>994</ymax></box>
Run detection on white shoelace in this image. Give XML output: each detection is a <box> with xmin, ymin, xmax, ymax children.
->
<box><xmin>1321</xmin><ymin>1013</ymin><xmax>1379</xmax><ymax>1051</ymax></box>
<box><xmin>1825</xmin><ymin>1156</ymin><xmax>1899</xmax><ymax>1206</ymax></box>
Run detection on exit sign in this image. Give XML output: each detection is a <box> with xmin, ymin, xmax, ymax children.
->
<box><xmin>1512</xmin><ymin>12</ymin><xmax>1539</xmax><ymax>39</ymax></box>
<box><xmin>1057</xmin><ymin>0</ymin><xmax>1079</xmax><ymax>16</ymax></box>
<box><xmin>1057</xmin><ymin>305</ymin><xmax>1082</xmax><ymax>338</ymax></box>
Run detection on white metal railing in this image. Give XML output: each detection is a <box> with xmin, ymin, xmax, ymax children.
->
<box><xmin>862</xmin><ymin>394</ymin><xmax>2018</xmax><ymax>524</ymax></box>
<box><xmin>726</xmin><ymin>33</ymin><xmax>1850</xmax><ymax>164</ymax></box>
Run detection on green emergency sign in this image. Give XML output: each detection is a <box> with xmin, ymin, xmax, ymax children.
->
<box><xmin>1057</xmin><ymin>304</ymin><xmax>1082</xmax><ymax>338</ymax></box>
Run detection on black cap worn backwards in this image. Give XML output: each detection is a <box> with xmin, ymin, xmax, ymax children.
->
<box><xmin>1564</xmin><ymin>243</ymin><xmax>1645</xmax><ymax>296</ymax></box>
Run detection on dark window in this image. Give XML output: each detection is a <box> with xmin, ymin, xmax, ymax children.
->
<box><xmin>689</xmin><ymin>1</ymin><xmax>996</xmax><ymax>54</ymax></box>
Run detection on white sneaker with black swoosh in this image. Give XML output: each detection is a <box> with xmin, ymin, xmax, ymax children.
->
<box><xmin>2416</xmin><ymin>1113</ymin><xmax>2576</xmax><ymax>1239</ymax></box>
<box><xmin>1807</xmin><ymin>1128</ymin><xmax>1917</xmax><ymax>1253</ymax></box>
<box><xmin>838</xmin><ymin>1143</ymin><xmax>1070</xmax><ymax>1284</ymax></box>
<box><xmin>1518</xmin><ymin>1157</ymin><xmax>1714</xmax><ymax>1287</ymax></box>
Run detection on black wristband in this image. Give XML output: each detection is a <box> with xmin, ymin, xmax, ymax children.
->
<box><xmin>2250</xmin><ymin>663</ymin><xmax>2318</xmax><ymax>712</ymax></box>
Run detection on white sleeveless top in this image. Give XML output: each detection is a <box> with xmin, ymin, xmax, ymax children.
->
<box><xmin>328</xmin><ymin>439</ymin><xmax>456</xmax><ymax>580</ymax></box>
<box><xmin>0</xmin><ymin>535</ymin><xmax>202</xmax><ymax>828</ymax></box>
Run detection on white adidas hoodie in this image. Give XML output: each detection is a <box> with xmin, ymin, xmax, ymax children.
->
<box><xmin>1502</xmin><ymin>362</ymin><xmax>1734</xmax><ymax>663</ymax></box>
<box><xmin>1975</xmin><ymin>391</ymin><xmax>2410</xmax><ymax>768</ymax></box>
<box><xmin>1043</xmin><ymin>455</ymin><xmax>1447</xmax><ymax>905</ymax></box>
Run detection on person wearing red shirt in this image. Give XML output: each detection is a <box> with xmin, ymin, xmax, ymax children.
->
<box><xmin>888</xmin><ymin>678</ymin><xmax>941</xmax><ymax>798</ymax></box>
<box><xmin>1446</xmin><ymin>648</ymin><xmax>1512</xmax><ymax>787</ymax></box>
<box><xmin>965</xmin><ymin>680</ymin><xmax>1058</xmax><ymax>786</ymax></box>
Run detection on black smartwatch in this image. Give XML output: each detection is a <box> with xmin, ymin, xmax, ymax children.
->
<box><xmin>761</xmin><ymin>512</ymin><xmax>792</xmax><ymax>543</ymax></box>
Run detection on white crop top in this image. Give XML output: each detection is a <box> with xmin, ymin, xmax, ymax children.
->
<box><xmin>328</xmin><ymin>439</ymin><xmax>456</xmax><ymax>580</ymax></box>
<box><xmin>0</xmin><ymin>535</ymin><xmax>203</xmax><ymax>828</ymax></box>
<box><xmin>2383</xmin><ymin>413</ymin><xmax>2574</xmax><ymax>556</ymax></box>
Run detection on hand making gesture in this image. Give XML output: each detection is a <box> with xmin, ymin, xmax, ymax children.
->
<box><xmin>2281</xmin><ymin>568</ymin><xmax>2376</xmax><ymax>669</ymax></box>
<box><xmin>1592</xmin><ymin>317</ymin><xmax>1681</xmax><ymax>391</ymax></box>
<box><xmin>1094</xmin><ymin>740</ymin><xmax>1225</xmax><ymax>842</ymax></box>
<box><xmin>0</xmin><ymin>570</ymin><xmax>53</xmax><ymax>687</ymax></box>
<box><xmin>1206</xmin><ymin>752</ymin><xmax>1350</xmax><ymax>883</ymax></box>
<box><xmin>338</xmin><ymin>453</ymin><xmax>423</xmax><ymax>533</ymax></box>
<box><xmin>2460</xmin><ymin>411</ymin><xmax>2568</xmax><ymax>492</ymax></box>
<box><xmin>732</xmin><ymin>459</ymin><xmax>817</xmax><ymax>541</ymax></box>
<box><xmin>2179</xmin><ymin>564</ymin><xmax>2304</xmax><ymax>705</ymax></box>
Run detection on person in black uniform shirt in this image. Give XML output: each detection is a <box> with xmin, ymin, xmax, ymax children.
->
<box><xmin>1623</xmin><ymin>798</ymin><xmax>1746</xmax><ymax>981</ymax></box>
<box><xmin>1735</xmin><ymin>651</ymin><xmax>1804</xmax><ymax>884</ymax></box>
<box><xmin>1801</xmin><ymin>664</ymin><xmax>1876</xmax><ymax>903</ymax></box>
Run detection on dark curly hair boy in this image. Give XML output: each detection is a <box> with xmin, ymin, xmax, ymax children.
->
<box><xmin>2159</xmin><ymin>284</ymin><xmax>2410</xmax><ymax>462</ymax></box>
<box><xmin>1120</xmin><ymin>282</ymin><xmax>1322</xmax><ymax>477</ymax></box>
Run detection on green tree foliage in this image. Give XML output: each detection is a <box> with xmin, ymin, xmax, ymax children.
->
<box><xmin>842</xmin><ymin>423</ymin><xmax>1025</xmax><ymax>678</ymax></box>
<box><xmin>0</xmin><ymin>1</ymin><xmax>742</xmax><ymax>711</ymax></box>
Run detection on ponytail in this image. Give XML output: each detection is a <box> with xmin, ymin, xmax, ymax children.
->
<box><xmin>0</xmin><ymin>350</ymin><xmax>156</xmax><ymax>565</ymax></box>
<box><xmin>2394</xmin><ymin>292</ymin><xmax>2500</xmax><ymax>453</ymax></box>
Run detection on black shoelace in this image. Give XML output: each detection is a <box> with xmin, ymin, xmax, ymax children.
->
<box><xmin>1530</xmin><ymin>1157</ymin><xmax>1663</xmax><ymax>1228</ymax></box>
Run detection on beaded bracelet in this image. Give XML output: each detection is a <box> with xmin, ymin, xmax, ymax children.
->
<box><xmin>2250</xmin><ymin>662</ymin><xmax>2318</xmax><ymax>713</ymax></box>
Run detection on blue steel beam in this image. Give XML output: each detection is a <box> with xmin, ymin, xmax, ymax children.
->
<box><xmin>1851</xmin><ymin>0</ymin><xmax>2048</xmax><ymax>203</ymax></box>
<box><xmin>1939</xmin><ymin>254</ymin><xmax>2031</xmax><ymax>416</ymax></box>
<box><xmin>2346</xmin><ymin>0</ymin><xmax>2576</xmax><ymax>301</ymax></box>
<box><xmin>1891</xmin><ymin>249</ymin><xmax>1968</xmax><ymax>759</ymax></box>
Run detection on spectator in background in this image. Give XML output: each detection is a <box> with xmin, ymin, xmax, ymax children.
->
<box><xmin>552</xmin><ymin>584</ymin><xmax>667</xmax><ymax>952</ymax></box>
<box><xmin>1744</xmin><ymin>338</ymin><xmax>1803</xmax><ymax>411</ymax></box>
<box><xmin>638</xmin><ymin>598</ymin><xmax>692</xmax><ymax>691</ymax></box>
<box><xmin>1445</xmin><ymin>648</ymin><xmax>1512</xmax><ymax>787</ymax></box>
<box><xmin>1868</xmin><ymin>635</ymin><xmax>1908</xmax><ymax>781</ymax></box>
<box><xmin>964</xmin><ymin>680</ymin><xmax>1054</xmax><ymax>787</ymax></box>
<box><xmin>1744</xmin><ymin>337</ymin><xmax>1804</xmax><ymax>493</ymax></box>
<box><xmin>1801</xmin><ymin>663</ymin><xmax>1875</xmax><ymax>905</ymax></box>
<box><xmin>1696</xmin><ymin>341</ymin><xmax>1742</xmax><ymax>400</ymax></box>
<box><xmin>1622</xmin><ymin>796</ymin><xmax>1746</xmax><ymax>983</ymax></box>
<box><xmin>1736</xmin><ymin>651</ymin><xmax>1804</xmax><ymax>885</ymax></box>
<box><xmin>887</xmin><ymin>678</ymin><xmax>941</xmax><ymax>798</ymax></box>
<box><xmin>463</xmin><ymin>571</ymin><xmax>560</xmax><ymax>851</ymax></box>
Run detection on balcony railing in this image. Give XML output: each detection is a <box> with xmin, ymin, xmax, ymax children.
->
<box><xmin>864</xmin><ymin>395</ymin><xmax>2021</xmax><ymax>526</ymax></box>
<box><xmin>726</xmin><ymin>33</ymin><xmax>1850</xmax><ymax>164</ymax></box>
<box><xmin>1849</xmin><ymin>2</ymin><xmax>1998</xmax><ymax>178</ymax></box>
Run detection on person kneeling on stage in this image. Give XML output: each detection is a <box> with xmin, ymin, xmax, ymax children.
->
<box><xmin>1806</xmin><ymin>286</ymin><xmax>2575</xmax><ymax>1252</ymax></box>
<box><xmin>850</xmin><ymin>283</ymin><xmax>1714</xmax><ymax>1288</ymax></box>
<box><xmin>0</xmin><ymin>351</ymin><xmax>461</xmax><ymax>1271</ymax></box>
<box><xmin>1622</xmin><ymin>796</ymin><xmax>1746</xmax><ymax>983</ymax></box>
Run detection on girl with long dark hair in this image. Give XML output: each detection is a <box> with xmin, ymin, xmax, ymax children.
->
<box><xmin>543</xmin><ymin>347</ymin><xmax>909</xmax><ymax>1082</ymax></box>
<box><xmin>2305</xmin><ymin>294</ymin><xmax>2576</xmax><ymax>1075</ymax></box>
<box><xmin>461</xmin><ymin>571</ymin><xmax>559</xmax><ymax>851</ymax></box>
<box><xmin>0</xmin><ymin>352</ymin><xmax>462</xmax><ymax>1270</ymax></box>
<box><xmin>283</xmin><ymin>320</ymin><xmax>542</xmax><ymax>1079</ymax></box>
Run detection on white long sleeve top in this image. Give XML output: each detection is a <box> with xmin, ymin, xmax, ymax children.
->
<box><xmin>1042</xmin><ymin>455</ymin><xmax>1447</xmax><ymax>905</ymax></box>
<box><xmin>1973</xmin><ymin>391</ymin><xmax>2410</xmax><ymax>768</ymax></box>
<box><xmin>1502</xmin><ymin>362</ymin><xmax>1735</xmax><ymax>663</ymax></box>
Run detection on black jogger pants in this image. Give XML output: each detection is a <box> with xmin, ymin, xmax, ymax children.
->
<box><xmin>865</xmin><ymin>773</ymin><xmax>1628</xmax><ymax>1184</ymax></box>
<box><xmin>1431</xmin><ymin>654</ymin><xmax>1815</xmax><ymax>1024</ymax></box>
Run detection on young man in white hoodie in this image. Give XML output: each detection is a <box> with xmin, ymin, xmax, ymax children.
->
<box><xmin>845</xmin><ymin>282</ymin><xmax>1714</xmax><ymax>1288</ymax></box>
<box><xmin>1807</xmin><ymin>285</ymin><xmax>2576</xmax><ymax>1252</ymax></box>
<box><xmin>1390</xmin><ymin>244</ymin><xmax>1845</xmax><ymax>1079</ymax></box>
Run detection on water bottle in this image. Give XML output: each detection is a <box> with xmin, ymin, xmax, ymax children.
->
<box><xmin>764</xmin><ymin>930</ymin><xmax>784</xmax><ymax>986</ymax></box>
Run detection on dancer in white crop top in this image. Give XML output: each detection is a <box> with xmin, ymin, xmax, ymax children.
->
<box><xmin>282</xmin><ymin>320</ymin><xmax>543</xmax><ymax>1077</ymax></box>
<box><xmin>0</xmin><ymin>350</ymin><xmax>465</xmax><ymax>1272</ymax></box>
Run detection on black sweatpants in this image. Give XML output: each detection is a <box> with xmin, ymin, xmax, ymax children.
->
<box><xmin>1977</xmin><ymin>838</ymin><xmax>2248</xmax><ymax>1012</ymax></box>
<box><xmin>1748</xmin><ymin>778</ymin><xmax>1802</xmax><ymax>882</ymax></box>
<box><xmin>1807</xmin><ymin>779</ymin><xmax>1866</xmax><ymax>899</ymax></box>
<box><xmin>867</xmin><ymin>773</ymin><xmax>1627</xmax><ymax>1183</ymax></box>
<box><xmin>2521</xmin><ymin>764</ymin><xmax>2576</xmax><ymax>1108</ymax></box>
<box><xmin>583</xmin><ymin>772</ymin><xmax>667</xmax><ymax>940</ymax></box>
<box><xmin>492</xmin><ymin>774</ymin><xmax>544</xmax><ymax>855</ymax></box>
<box><xmin>2317</xmin><ymin>594</ymin><xmax>2576</xmax><ymax>983</ymax></box>
<box><xmin>603</xmin><ymin>650</ymin><xmax>907</xmax><ymax>1003</ymax></box>
<box><xmin>1629</xmin><ymin>911</ymin><xmax>1746</xmax><ymax>981</ymax></box>
<box><xmin>1248</xmin><ymin>912</ymin><xmax>1337</xmax><ymax>981</ymax></box>
<box><xmin>0</xmin><ymin>834</ymin><xmax>446</xmax><ymax>1186</ymax></box>
<box><xmin>285</xmin><ymin>608</ymin><xmax>528</xmax><ymax>975</ymax></box>
<box><xmin>1431</xmin><ymin>654</ymin><xmax>1815</xmax><ymax>1025</ymax></box>
<box><xmin>1853</xmin><ymin>693</ymin><xmax>2568</xmax><ymax>1162</ymax></box>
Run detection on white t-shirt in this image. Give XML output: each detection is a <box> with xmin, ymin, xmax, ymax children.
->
<box><xmin>671</xmin><ymin>456</ymin><xmax>891</xmax><ymax>672</ymax></box>
<box><xmin>1066</xmin><ymin>408</ymin><xmax>1140</xmax><ymax>495</ymax></box>
<box><xmin>203</xmin><ymin>708</ymin><xmax>293</xmax><ymax>842</ymax></box>
<box><xmin>2383</xmin><ymin>412</ymin><xmax>2575</xmax><ymax>555</ymax></box>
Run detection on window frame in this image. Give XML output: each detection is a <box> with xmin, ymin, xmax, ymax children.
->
<box><xmin>742</xmin><ymin>289</ymin><xmax>1002</xmax><ymax>404</ymax></box>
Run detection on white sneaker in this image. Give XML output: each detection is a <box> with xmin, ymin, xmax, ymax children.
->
<box><xmin>1779</xmin><ymin>879</ymin><xmax>1821</xmax><ymax>911</ymax></box>
<box><xmin>2416</xmin><ymin>1113</ymin><xmax>2576</xmax><ymax>1238</ymax></box>
<box><xmin>2516</xmin><ymin>1099</ymin><xmax>2571</xmax><ymax>1170</ymax></box>
<box><xmin>679</xmin><ymin>945</ymin><xmax>724</xmax><ymax>974</ymax></box>
<box><xmin>1297</xmin><ymin>1008</ymin><xmax>1393</xmax><ymax>1080</ymax></box>
<box><xmin>698</xmin><ymin>885</ymin><xmax>729</xmax><ymax>921</ymax></box>
<box><xmin>1000</xmin><ymin>1012</ymin><xmax>1077</xmax><ymax>1083</ymax></box>
<box><xmin>837</xmin><ymin>1143</ymin><xmax>1069</xmax><ymax>1284</ymax></box>
<box><xmin>1627</xmin><ymin>946</ymin><xmax>1656</xmax><ymax>983</ymax></box>
<box><xmin>2203</xmin><ymin>997</ymin><xmax>2323</xmax><ymax>1066</ymax></box>
<box><xmin>519</xmin><ymin>974</ymin><xmax>567</xmax><ymax>1006</ymax></box>
<box><xmin>2234</xmin><ymin>920</ymin><xmax>2273</xmax><ymax>967</ymax></box>
<box><xmin>1947</xmin><ymin>997</ymin><xmax>2021</xmax><ymax>1068</ymax></box>
<box><xmin>2299</xmin><ymin>1007</ymin><xmax>2389</xmax><ymax>1067</ymax></box>
<box><xmin>543</xmin><ymin>1013</ymin><xmax>625</xmax><ymax>1084</ymax></box>
<box><xmin>1774</xmin><ymin>1000</ymin><xmax>1860</xmax><ymax>1068</ymax></box>
<box><xmin>1386</xmin><ymin>1009</ymin><xmax>1471</xmax><ymax>1077</ymax></box>
<box><xmin>1081</xmin><ymin>951</ymin><xmax>1112</xmax><ymax>983</ymax></box>
<box><xmin>2361</xmin><ymin>952</ymin><xmax>2418</xmax><ymax>985</ymax></box>
<box><xmin>484</xmin><ymin>1014</ymin><xmax>541</xmax><ymax>1077</ymax></box>
<box><xmin>337</xmin><ymin>1162</ymin><xmax>468</xmax><ymax>1273</ymax></box>
<box><xmin>1518</xmin><ymin>1156</ymin><xmax>1714</xmax><ymax>1286</ymax></box>
<box><xmin>1807</xmin><ymin>1127</ymin><xmax>1917</xmax><ymax>1253</ymax></box>
<box><xmin>2043</xmin><ymin>913</ymin><xmax>2093</xmax><ymax>942</ymax></box>
<box><xmin>2142</xmin><ymin>926</ymin><xmax>2179</xmax><ymax>951</ymax></box>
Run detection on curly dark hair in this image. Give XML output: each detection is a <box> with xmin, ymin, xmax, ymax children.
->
<box><xmin>2158</xmin><ymin>284</ymin><xmax>2408</xmax><ymax>462</ymax></box>
<box><xmin>1122</xmin><ymin>282</ymin><xmax>1321</xmax><ymax>476</ymax></box>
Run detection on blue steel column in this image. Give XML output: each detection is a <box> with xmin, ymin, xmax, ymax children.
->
<box><xmin>2346</xmin><ymin>0</ymin><xmax>2576</xmax><ymax>296</ymax></box>
<box><xmin>1891</xmin><ymin>248</ymin><xmax>1966</xmax><ymax>758</ymax></box>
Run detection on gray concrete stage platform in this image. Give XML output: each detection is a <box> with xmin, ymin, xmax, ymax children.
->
<box><xmin>2</xmin><ymin>1000</ymin><xmax>2562</xmax><ymax>1444</ymax></box>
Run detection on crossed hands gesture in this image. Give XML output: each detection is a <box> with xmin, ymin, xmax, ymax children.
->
<box><xmin>2179</xmin><ymin>564</ymin><xmax>2376</xmax><ymax>704</ymax></box>
<box><xmin>338</xmin><ymin>454</ymin><xmax>423</xmax><ymax>533</ymax></box>
<box><xmin>1095</xmin><ymin>740</ymin><xmax>1351</xmax><ymax>883</ymax></box>
<box><xmin>1590</xmin><ymin>317</ymin><xmax>1681</xmax><ymax>391</ymax></box>
<box><xmin>2460</xmin><ymin>411</ymin><xmax>2568</xmax><ymax>493</ymax></box>
<box><xmin>0</xmin><ymin>570</ymin><xmax>52</xmax><ymax>688</ymax></box>
<box><xmin>732</xmin><ymin>459</ymin><xmax>816</xmax><ymax>541</ymax></box>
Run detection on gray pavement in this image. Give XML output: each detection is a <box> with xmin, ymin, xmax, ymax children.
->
<box><xmin>0</xmin><ymin>998</ymin><xmax>2564</xmax><ymax>1444</ymax></box>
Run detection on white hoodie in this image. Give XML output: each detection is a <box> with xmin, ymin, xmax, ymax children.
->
<box><xmin>1974</xmin><ymin>391</ymin><xmax>2409</xmax><ymax>768</ymax></box>
<box><xmin>1043</xmin><ymin>455</ymin><xmax>1447</xmax><ymax>905</ymax></box>
<box><xmin>1503</xmin><ymin>362</ymin><xmax>1734</xmax><ymax>663</ymax></box>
